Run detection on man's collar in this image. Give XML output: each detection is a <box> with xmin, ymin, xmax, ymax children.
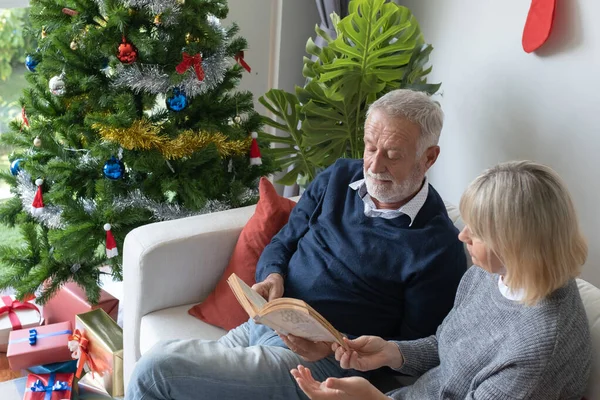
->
<box><xmin>349</xmin><ymin>177</ymin><xmax>429</xmax><ymax>225</ymax></box>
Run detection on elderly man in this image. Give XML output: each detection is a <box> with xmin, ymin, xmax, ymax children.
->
<box><xmin>126</xmin><ymin>89</ymin><xmax>466</xmax><ymax>400</ymax></box>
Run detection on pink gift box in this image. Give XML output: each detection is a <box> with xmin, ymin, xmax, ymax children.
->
<box><xmin>23</xmin><ymin>372</ymin><xmax>74</xmax><ymax>400</ymax></box>
<box><xmin>0</xmin><ymin>295</ymin><xmax>42</xmax><ymax>353</ymax></box>
<box><xmin>7</xmin><ymin>322</ymin><xmax>74</xmax><ymax>371</ymax></box>
<box><xmin>42</xmin><ymin>282</ymin><xmax>118</xmax><ymax>327</ymax></box>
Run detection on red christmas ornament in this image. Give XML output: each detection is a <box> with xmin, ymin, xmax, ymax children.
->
<box><xmin>117</xmin><ymin>37</ymin><xmax>138</xmax><ymax>64</ymax></box>
<box><xmin>104</xmin><ymin>223</ymin><xmax>118</xmax><ymax>258</ymax></box>
<box><xmin>234</xmin><ymin>51</ymin><xmax>251</xmax><ymax>73</ymax></box>
<box><xmin>522</xmin><ymin>0</ymin><xmax>556</xmax><ymax>53</ymax></box>
<box><xmin>176</xmin><ymin>52</ymin><xmax>204</xmax><ymax>81</ymax></box>
<box><xmin>249</xmin><ymin>132</ymin><xmax>262</xmax><ymax>166</ymax></box>
<box><xmin>31</xmin><ymin>179</ymin><xmax>44</xmax><ymax>216</ymax></box>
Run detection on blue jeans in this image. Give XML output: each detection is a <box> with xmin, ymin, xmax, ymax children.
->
<box><xmin>126</xmin><ymin>320</ymin><xmax>364</xmax><ymax>400</ymax></box>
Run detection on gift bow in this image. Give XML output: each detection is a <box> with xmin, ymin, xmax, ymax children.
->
<box><xmin>68</xmin><ymin>329</ymin><xmax>99</xmax><ymax>379</ymax></box>
<box><xmin>176</xmin><ymin>52</ymin><xmax>204</xmax><ymax>81</ymax></box>
<box><xmin>29</xmin><ymin>373</ymin><xmax>71</xmax><ymax>400</ymax></box>
<box><xmin>31</xmin><ymin>379</ymin><xmax>70</xmax><ymax>392</ymax></box>
<box><xmin>30</xmin><ymin>329</ymin><xmax>37</xmax><ymax>345</ymax></box>
<box><xmin>234</xmin><ymin>51</ymin><xmax>251</xmax><ymax>73</ymax></box>
<box><xmin>0</xmin><ymin>295</ymin><xmax>40</xmax><ymax>330</ymax></box>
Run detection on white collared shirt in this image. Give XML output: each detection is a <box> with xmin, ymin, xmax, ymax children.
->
<box><xmin>348</xmin><ymin>177</ymin><xmax>429</xmax><ymax>226</ymax></box>
<box><xmin>498</xmin><ymin>276</ymin><xmax>526</xmax><ymax>301</ymax></box>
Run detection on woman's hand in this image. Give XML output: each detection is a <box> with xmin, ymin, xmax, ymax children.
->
<box><xmin>280</xmin><ymin>334</ymin><xmax>333</xmax><ymax>362</ymax></box>
<box><xmin>290</xmin><ymin>365</ymin><xmax>389</xmax><ymax>400</ymax></box>
<box><xmin>332</xmin><ymin>336</ymin><xmax>403</xmax><ymax>371</ymax></box>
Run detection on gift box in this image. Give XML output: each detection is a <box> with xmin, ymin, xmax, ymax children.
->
<box><xmin>71</xmin><ymin>309</ymin><xmax>123</xmax><ymax>397</ymax></box>
<box><xmin>27</xmin><ymin>360</ymin><xmax>78</xmax><ymax>375</ymax></box>
<box><xmin>7</xmin><ymin>322</ymin><xmax>74</xmax><ymax>371</ymax></box>
<box><xmin>43</xmin><ymin>283</ymin><xmax>118</xmax><ymax>328</ymax></box>
<box><xmin>0</xmin><ymin>295</ymin><xmax>42</xmax><ymax>352</ymax></box>
<box><xmin>23</xmin><ymin>372</ymin><xmax>74</xmax><ymax>400</ymax></box>
<box><xmin>77</xmin><ymin>373</ymin><xmax>116</xmax><ymax>399</ymax></box>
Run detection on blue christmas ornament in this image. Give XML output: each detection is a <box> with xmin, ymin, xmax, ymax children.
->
<box><xmin>25</xmin><ymin>55</ymin><xmax>39</xmax><ymax>72</ymax></box>
<box><xmin>103</xmin><ymin>156</ymin><xmax>125</xmax><ymax>180</ymax></box>
<box><xmin>166</xmin><ymin>88</ymin><xmax>188</xmax><ymax>111</ymax></box>
<box><xmin>10</xmin><ymin>159</ymin><xmax>23</xmax><ymax>176</ymax></box>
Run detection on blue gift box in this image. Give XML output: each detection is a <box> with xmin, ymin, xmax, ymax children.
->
<box><xmin>27</xmin><ymin>360</ymin><xmax>78</xmax><ymax>375</ymax></box>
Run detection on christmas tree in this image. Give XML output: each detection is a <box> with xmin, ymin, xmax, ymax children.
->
<box><xmin>0</xmin><ymin>0</ymin><xmax>274</xmax><ymax>304</ymax></box>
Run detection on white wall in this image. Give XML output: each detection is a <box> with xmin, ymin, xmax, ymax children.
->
<box><xmin>397</xmin><ymin>0</ymin><xmax>600</xmax><ymax>286</ymax></box>
<box><xmin>224</xmin><ymin>0</ymin><xmax>319</xmax><ymax>113</ymax></box>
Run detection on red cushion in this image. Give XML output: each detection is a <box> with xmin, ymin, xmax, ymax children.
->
<box><xmin>188</xmin><ymin>177</ymin><xmax>296</xmax><ymax>330</ymax></box>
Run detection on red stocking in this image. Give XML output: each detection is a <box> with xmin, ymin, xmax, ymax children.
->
<box><xmin>522</xmin><ymin>0</ymin><xmax>557</xmax><ymax>53</ymax></box>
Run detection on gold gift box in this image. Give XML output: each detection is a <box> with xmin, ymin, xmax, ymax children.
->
<box><xmin>75</xmin><ymin>308</ymin><xmax>124</xmax><ymax>397</ymax></box>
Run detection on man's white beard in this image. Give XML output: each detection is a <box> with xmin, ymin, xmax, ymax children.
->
<box><xmin>364</xmin><ymin>166</ymin><xmax>424</xmax><ymax>204</ymax></box>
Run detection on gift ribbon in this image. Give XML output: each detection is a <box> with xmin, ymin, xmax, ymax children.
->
<box><xmin>175</xmin><ymin>52</ymin><xmax>205</xmax><ymax>80</ymax></box>
<box><xmin>28</xmin><ymin>373</ymin><xmax>71</xmax><ymax>400</ymax></box>
<box><xmin>69</xmin><ymin>329</ymin><xmax>99</xmax><ymax>379</ymax></box>
<box><xmin>234</xmin><ymin>51</ymin><xmax>251</xmax><ymax>73</ymax></box>
<box><xmin>9</xmin><ymin>328</ymin><xmax>72</xmax><ymax>345</ymax></box>
<box><xmin>0</xmin><ymin>295</ymin><xmax>40</xmax><ymax>330</ymax></box>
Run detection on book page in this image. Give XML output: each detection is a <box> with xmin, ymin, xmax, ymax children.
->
<box><xmin>236</xmin><ymin>276</ymin><xmax>268</xmax><ymax>309</ymax></box>
<box><xmin>227</xmin><ymin>273</ymin><xmax>267</xmax><ymax>318</ymax></box>
<box><xmin>256</xmin><ymin>308</ymin><xmax>341</xmax><ymax>344</ymax></box>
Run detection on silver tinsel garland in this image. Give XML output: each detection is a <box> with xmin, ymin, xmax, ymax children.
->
<box><xmin>126</xmin><ymin>0</ymin><xmax>179</xmax><ymax>15</ymax></box>
<box><xmin>15</xmin><ymin>172</ymin><xmax>255</xmax><ymax>227</ymax></box>
<box><xmin>115</xmin><ymin>189</ymin><xmax>235</xmax><ymax>221</ymax></box>
<box><xmin>112</xmin><ymin>46</ymin><xmax>228</xmax><ymax>98</ymax></box>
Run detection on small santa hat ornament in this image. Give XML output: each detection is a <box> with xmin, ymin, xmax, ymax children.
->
<box><xmin>522</xmin><ymin>0</ymin><xmax>556</xmax><ymax>53</ymax></box>
<box><xmin>104</xmin><ymin>223</ymin><xmax>118</xmax><ymax>258</ymax></box>
<box><xmin>31</xmin><ymin>179</ymin><xmax>44</xmax><ymax>216</ymax></box>
<box><xmin>249</xmin><ymin>132</ymin><xmax>262</xmax><ymax>166</ymax></box>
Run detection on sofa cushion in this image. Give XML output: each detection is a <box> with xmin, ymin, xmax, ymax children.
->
<box><xmin>577</xmin><ymin>279</ymin><xmax>600</xmax><ymax>399</ymax></box>
<box><xmin>188</xmin><ymin>177</ymin><xmax>296</xmax><ymax>330</ymax></box>
<box><xmin>140</xmin><ymin>304</ymin><xmax>227</xmax><ymax>355</ymax></box>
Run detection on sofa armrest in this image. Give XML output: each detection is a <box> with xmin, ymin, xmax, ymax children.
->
<box><xmin>123</xmin><ymin>203</ymin><xmax>257</xmax><ymax>383</ymax></box>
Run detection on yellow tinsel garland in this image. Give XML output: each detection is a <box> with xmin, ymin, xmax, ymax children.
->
<box><xmin>92</xmin><ymin>120</ymin><xmax>251</xmax><ymax>160</ymax></box>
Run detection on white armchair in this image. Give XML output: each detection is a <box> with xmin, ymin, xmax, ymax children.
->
<box><xmin>123</xmin><ymin>201</ymin><xmax>600</xmax><ymax>398</ymax></box>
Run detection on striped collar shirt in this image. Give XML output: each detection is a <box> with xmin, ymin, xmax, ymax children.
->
<box><xmin>348</xmin><ymin>177</ymin><xmax>429</xmax><ymax>225</ymax></box>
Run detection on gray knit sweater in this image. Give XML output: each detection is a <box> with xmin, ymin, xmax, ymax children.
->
<box><xmin>388</xmin><ymin>267</ymin><xmax>592</xmax><ymax>400</ymax></box>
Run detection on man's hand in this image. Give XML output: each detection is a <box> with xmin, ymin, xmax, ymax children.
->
<box><xmin>280</xmin><ymin>334</ymin><xmax>333</xmax><ymax>362</ymax></box>
<box><xmin>251</xmin><ymin>273</ymin><xmax>284</xmax><ymax>301</ymax></box>
<box><xmin>290</xmin><ymin>365</ymin><xmax>389</xmax><ymax>400</ymax></box>
<box><xmin>332</xmin><ymin>336</ymin><xmax>403</xmax><ymax>371</ymax></box>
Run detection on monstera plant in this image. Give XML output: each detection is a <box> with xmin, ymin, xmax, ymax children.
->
<box><xmin>259</xmin><ymin>0</ymin><xmax>439</xmax><ymax>186</ymax></box>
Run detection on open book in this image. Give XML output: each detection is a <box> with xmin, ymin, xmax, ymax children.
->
<box><xmin>227</xmin><ymin>273</ymin><xmax>347</xmax><ymax>347</ymax></box>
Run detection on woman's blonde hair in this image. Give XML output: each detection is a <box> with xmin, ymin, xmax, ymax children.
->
<box><xmin>459</xmin><ymin>160</ymin><xmax>587</xmax><ymax>305</ymax></box>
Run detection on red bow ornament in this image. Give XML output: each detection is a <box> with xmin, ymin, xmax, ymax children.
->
<box><xmin>22</xmin><ymin>107</ymin><xmax>30</xmax><ymax>128</ymax></box>
<box><xmin>176</xmin><ymin>52</ymin><xmax>204</xmax><ymax>81</ymax></box>
<box><xmin>68</xmin><ymin>329</ymin><xmax>99</xmax><ymax>379</ymax></box>
<box><xmin>0</xmin><ymin>295</ymin><xmax>40</xmax><ymax>331</ymax></box>
<box><xmin>234</xmin><ymin>51</ymin><xmax>251</xmax><ymax>73</ymax></box>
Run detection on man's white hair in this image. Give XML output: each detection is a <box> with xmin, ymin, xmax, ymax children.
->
<box><xmin>366</xmin><ymin>89</ymin><xmax>444</xmax><ymax>155</ymax></box>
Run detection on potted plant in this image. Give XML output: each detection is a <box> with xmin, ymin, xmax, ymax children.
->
<box><xmin>259</xmin><ymin>0</ymin><xmax>439</xmax><ymax>186</ymax></box>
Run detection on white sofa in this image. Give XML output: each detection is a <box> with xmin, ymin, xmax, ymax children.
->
<box><xmin>123</xmin><ymin>201</ymin><xmax>600</xmax><ymax>398</ymax></box>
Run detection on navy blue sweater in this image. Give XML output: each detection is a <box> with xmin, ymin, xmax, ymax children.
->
<box><xmin>255</xmin><ymin>159</ymin><xmax>466</xmax><ymax>342</ymax></box>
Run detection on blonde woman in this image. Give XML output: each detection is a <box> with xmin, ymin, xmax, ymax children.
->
<box><xmin>291</xmin><ymin>161</ymin><xmax>592</xmax><ymax>400</ymax></box>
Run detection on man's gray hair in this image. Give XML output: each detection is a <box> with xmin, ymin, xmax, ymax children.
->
<box><xmin>366</xmin><ymin>89</ymin><xmax>444</xmax><ymax>155</ymax></box>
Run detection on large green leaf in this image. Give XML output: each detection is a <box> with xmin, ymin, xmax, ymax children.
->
<box><xmin>258</xmin><ymin>90</ymin><xmax>318</xmax><ymax>182</ymax></box>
